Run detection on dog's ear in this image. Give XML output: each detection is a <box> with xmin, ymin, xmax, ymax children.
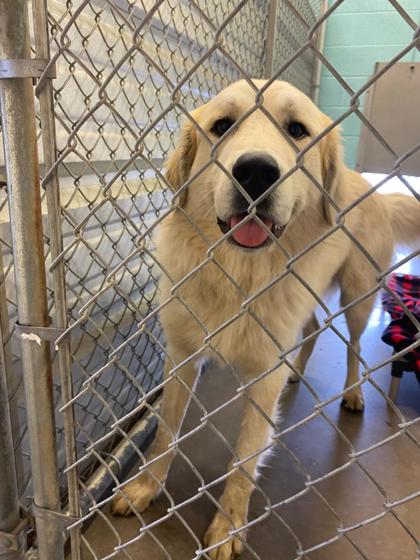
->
<box><xmin>165</xmin><ymin>113</ymin><xmax>199</xmax><ymax>207</ymax></box>
<box><xmin>320</xmin><ymin>116</ymin><xmax>343</xmax><ymax>226</ymax></box>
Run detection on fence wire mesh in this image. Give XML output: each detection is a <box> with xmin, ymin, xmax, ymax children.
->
<box><xmin>0</xmin><ymin>0</ymin><xmax>419</xmax><ymax>559</ymax></box>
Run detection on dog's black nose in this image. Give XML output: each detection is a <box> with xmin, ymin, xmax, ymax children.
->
<box><xmin>232</xmin><ymin>153</ymin><xmax>280</xmax><ymax>201</ymax></box>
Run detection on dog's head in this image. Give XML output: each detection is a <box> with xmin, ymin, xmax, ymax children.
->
<box><xmin>165</xmin><ymin>79</ymin><xmax>342</xmax><ymax>251</ymax></box>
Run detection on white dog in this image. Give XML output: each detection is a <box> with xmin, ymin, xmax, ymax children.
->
<box><xmin>112</xmin><ymin>80</ymin><xmax>419</xmax><ymax>559</ymax></box>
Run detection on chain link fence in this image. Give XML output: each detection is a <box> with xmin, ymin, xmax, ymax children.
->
<box><xmin>0</xmin><ymin>0</ymin><xmax>322</xmax><ymax>507</ymax></box>
<box><xmin>0</xmin><ymin>0</ymin><xmax>419</xmax><ymax>559</ymax></box>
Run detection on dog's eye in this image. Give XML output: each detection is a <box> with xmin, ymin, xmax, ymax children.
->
<box><xmin>287</xmin><ymin>121</ymin><xmax>309</xmax><ymax>140</ymax></box>
<box><xmin>211</xmin><ymin>118</ymin><xmax>235</xmax><ymax>137</ymax></box>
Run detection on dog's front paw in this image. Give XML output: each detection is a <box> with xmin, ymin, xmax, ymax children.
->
<box><xmin>342</xmin><ymin>388</ymin><xmax>365</xmax><ymax>412</ymax></box>
<box><xmin>203</xmin><ymin>510</ymin><xmax>246</xmax><ymax>560</ymax></box>
<box><xmin>111</xmin><ymin>473</ymin><xmax>160</xmax><ymax>516</ymax></box>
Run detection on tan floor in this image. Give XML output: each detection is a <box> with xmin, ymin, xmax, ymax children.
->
<box><xmin>77</xmin><ymin>292</ymin><xmax>420</xmax><ymax>560</ymax></box>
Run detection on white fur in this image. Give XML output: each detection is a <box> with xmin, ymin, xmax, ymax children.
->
<box><xmin>112</xmin><ymin>80</ymin><xmax>420</xmax><ymax>560</ymax></box>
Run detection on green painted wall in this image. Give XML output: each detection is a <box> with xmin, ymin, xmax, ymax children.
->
<box><xmin>318</xmin><ymin>0</ymin><xmax>420</xmax><ymax>168</ymax></box>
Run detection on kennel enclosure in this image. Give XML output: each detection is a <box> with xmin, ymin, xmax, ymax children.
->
<box><xmin>0</xmin><ymin>1</ymin><xmax>419</xmax><ymax>559</ymax></box>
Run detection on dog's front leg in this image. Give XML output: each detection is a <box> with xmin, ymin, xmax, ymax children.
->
<box><xmin>112</xmin><ymin>344</ymin><xmax>198</xmax><ymax>516</ymax></box>
<box><xmin>203</xmin><ymin>364</ymin><xmax>289</xmax><ymax>560</ymax></box>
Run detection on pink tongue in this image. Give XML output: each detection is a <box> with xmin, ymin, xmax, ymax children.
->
<box><xmin>230</xmin><ymin>215</ymin><xmax>273</xmax><ymax>248</ymax></box>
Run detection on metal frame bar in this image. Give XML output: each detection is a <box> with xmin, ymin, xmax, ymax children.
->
<box><xmin>31</xmin><ymin>0</ymin><xmax>82</xmax><ymax>552</ymax></box>
<box><xmin>0</xmin><ymin>59</ymin><xmax>56</xmax><ymax>79</ymax></box>
<box><xmin>265</xmin><ymin>0</ymin><xmax>279</xmax><ymax>79</ymax></box>
<box><xmin>0</xmin><ymin>158</ymin><xmax>164</xmax><ymax>181</ymax></box>
<box><xmin>0</xmin><ymin>1</ymin><xmax>64</xmax><ymax>558</ymax></box>
<box><xmin>312</xmin><ymin>0</ymin><xmax>328</xmax><ymax>104</ymax></box>
<box><xmin>77</xmin><ymin>397</ymin><xmax>160</xmax><ymax>515</ymax></box>
<box><xmin>0</xmin><ymin>253</ymin><xmax>25</xmax><ymax>559</ymax></box>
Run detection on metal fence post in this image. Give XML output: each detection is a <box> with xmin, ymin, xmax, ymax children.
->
<box><xmin>312</xmin><ymin>0</ymin><xmax>328</xmax><ymax>104</ymax></box>
<box><xmin>0</xmin><ymin>1</ymin><xmax>64</xmax><ymax>558</ymax></box>
<box><xmin>0</xmin><ymin>275</ymin><xmax>25</xmax><ymax>559</ymax></box>
<box><xmin>32</xmin><ymin>0</ymin><xmax>82</xmax><ymax>557</ymax></box>
<box><xmin>265</xmin><ymin>0</ymin><xmax>279</xmax><ymax>79</ymax></box>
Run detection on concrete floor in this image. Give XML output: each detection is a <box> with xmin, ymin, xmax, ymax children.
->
<box><xmin>78</xmin><ymin>280</ymin><xmax>420</xmax><ymax>559</ymax></box>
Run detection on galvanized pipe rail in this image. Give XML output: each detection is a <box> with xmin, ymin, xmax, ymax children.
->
<box><xmin>0</xmin><ymin>1</ymin><xmax>64</xmax><ymax>558</ymax></box>
<box><xmin>32</xmin><ymin>0</ymin><xmax>82</xmax><ymax>557</ymax></box>
<box><xmin>0</xmin><ymin>304</ymin><xmax>25</xmax><ymax>559</ymax></box>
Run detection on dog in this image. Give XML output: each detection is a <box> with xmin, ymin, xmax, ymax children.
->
<box><xmin>112</xmin><ymin>79</ymin><xmax>419</xmax><ymax>559</ymax></box>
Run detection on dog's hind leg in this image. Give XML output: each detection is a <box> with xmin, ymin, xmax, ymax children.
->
<box><xmin>289</xmin><ymin>313</ymin><xmax>321</xmax><ymax>382</ymax></box>
<box><xmin>112</xmin><ymin>345</ymin><xmax>198</xmax><ymax>516</ymax></box>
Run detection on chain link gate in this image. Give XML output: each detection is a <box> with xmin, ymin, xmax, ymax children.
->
<box><xmin>0</xmin><ymin>0</ymin><xmax>419</xmax><ymax>559</ymax></box>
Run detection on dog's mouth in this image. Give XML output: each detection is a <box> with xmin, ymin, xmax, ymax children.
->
<box><xmin>217</xmin><ymin>213</ymin><xmax>285</xmax><ymax>249</ymax></box>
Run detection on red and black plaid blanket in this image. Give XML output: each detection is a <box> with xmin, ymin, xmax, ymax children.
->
<box><xmin>381</xmin><ymin>273</ymin><xmax>420</xmax><ymax>373</ymax></box>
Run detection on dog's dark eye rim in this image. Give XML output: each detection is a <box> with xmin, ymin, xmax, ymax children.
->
<box><xmin>286</xmin><ymin>121</ymin><xmax>309</xmax><ymax>139</ymax></box>
<box><xmin>210</xmin><ymin>117</ymin><xmax>235</xmax><ymax>136</ymax></box>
